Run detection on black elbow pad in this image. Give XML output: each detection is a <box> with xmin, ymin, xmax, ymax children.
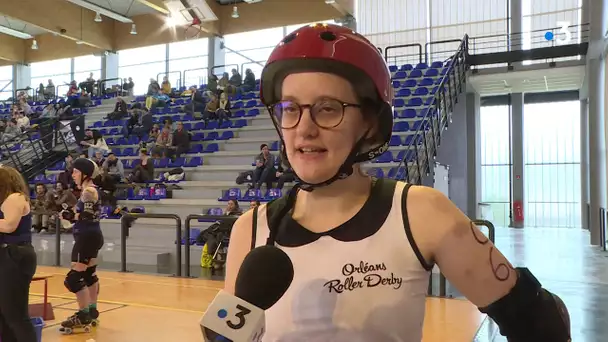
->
<box><xmin>479</xmin><ymin>267</ymin><xmax>571</xmax><ymax>342</ymax></box>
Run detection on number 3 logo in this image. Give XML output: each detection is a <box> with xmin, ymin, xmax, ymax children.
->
<box><xmin>556</xmin><ymin>21</ymin><xmax>572</xmax><ymax>44</ymax></box>
<box><xmin>226</xmin><ymin>304</ymin><xmax>251</xmax><ymax>330</ymax></box>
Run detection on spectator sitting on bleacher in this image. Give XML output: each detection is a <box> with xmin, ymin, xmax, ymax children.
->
<box><xmin>1</xmin><ymin>119</ymin><xmax>19</xmax><ymax>142</ymax></box>
<box><xmin>122</xmin><ymin>77</ymin><xmax>134</xmax><ymax>97</ymax></box>
<box><xmin>203</xmin><ymin>94</ymin><xmax>218</xmax><ymax>124</ymax></box>
<box><xmin>145</xmin><ymin>78</ymin><xmax>161</xmax><ymax>109</ymax></box>
<box><xmin>19</xmin><ymin>98</ymin><xmax>34</xmax><ymax>116</ymax></box>
<box><xmin>128</xmin><ymin>149</ymin><xmax>154</xmax><ymax>183</ymax></box>
<box><xmin>249</xmin><ymin>200</ymin><xmax>260</xmax><ymax>210</ymax></box>
<box><xmin>40</xmin><ymin>103</ymin><xmax>58</xmax><ymax>119</ymax></box>
<box><xmin>150</xmin><ymin>90</ymin><xmax>170</xmax><ymax>112</ymax></box>
<box><xmin>252</xmin><ymin>143</ymin><xmax>276</xmax><ymax>190</ymax></box>
<box><xmin>184</xmin><ymin>86</ymin><xmax>206</xmax><ymax>116</ymax></box>
<box><xmin>42</xmin><ymin>79</ymin><xmax>55</xmax><ymax>99</ymax></box>
<box><xmin>106</xmin><ymin>97</ymin><xmax>128</xmax><ymax>120</ymax></box>
<box><xmin>59</xmin><ymin>154</ymin><xmax>75</xmax><ymax>189</ymax></box>
<box><xmin>92</xmin><ymin>150</ymin><xmax>105</xmax><ymax>167</ymax></box>
<box><xmin>81</xmin><ymin>129</ymin><xmax>110</xmax><ymax>158</ymax></box>
<box><xmin>168</xmin><ymin>121</ymin><xmax>190</xmax><ymax>160</ymax></box>
<box><xmin>229</xmin><ymin>68</ymin><xmax>242</xmax><ymax>89</ymax></box>
<box><xmin>218</xmin><ymin>72</ymin><xmax>231</xmax><ymax>95</ymax></box>
<box><xmin>240</xmin><ymin>68</ymin><xmax>256</xmax><ymax>93</ymax></box>
<box><xmin>32</xmin><ymin>183</ymin><xmax>49</xmax><ymax>233</ymax></box>
<box><xmin>127</xmin><ymin>104</ymin><xmax>153</xmax><ymax>139</ymax></box>
<box><xmin>206</xmin><ymin>74</ymin><xmax>219</xmax><ymax>96</ymax></box>
<box><xmin>46</xmin><ymin>182</ymin><xmax>77</xmax><ymax>233</ymax></box>
<box><xmin>101</xmin><ymin>152</ymin><xmax>124</xmax><ymax>183</ymax></box>
<box><xmin>15</xmin><ymin>112</ymin><xmax>30</xmax><ymax>131</ymax></box>
<box><xmin>225</xmin><ymin>199</ymin><xmax>242</xmax><ymax>216</ymax></box>
<box><xmin>152</xmin><ymin>125</ymin><xmax>172</xmax><ymax>158</ymax></box>
<box><xmin>76</xmin><ymin>89</ymin><xmax>93</xmax><ymax>108</ymax></box>
<box><xmin>217</xmin><ymin>92</ymin><xmax>231</xmax><ymax>126</ymax></box>
<box><xmin>147</xmin><ymin>124</ymin><xmax>160</xmax><ymax>151</ymax></box>
<box><xmin>161</xmin><ymin>76</ymin><xmax>172</xmax><ymax>94</ymax></box>
<box><xmin>275</xmin><ymin>159</ymin><xmax>296</xmax><ymax>189</ymax></box>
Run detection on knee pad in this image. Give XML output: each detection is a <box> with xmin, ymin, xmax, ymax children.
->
<box><xmin>64</xmin><ymin>270</ymin><xmax>86</xmax><ymax>293</ymax></box>
<box><xmin>83</xmin><ymin>265</ymin><xmax>99</xmax><ymax>287</ymax></box>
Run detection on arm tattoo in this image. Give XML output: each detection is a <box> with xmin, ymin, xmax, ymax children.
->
<box><xmin>469</xmin><ymin>221</ymin><xmax>489</xmax><ymax>245</ymax></box>
<box><xmin>470</xmin><ymin>221</ymin><xmax>513</xmax><ymax>282</ymax></box>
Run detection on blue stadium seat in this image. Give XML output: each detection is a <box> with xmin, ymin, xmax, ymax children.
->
<box><xmin>241</xmin><ymin>188</ymin><xmax>262</xmax><ymax>201</ymax></box>
<box><xmin>219</xmin><ymin>188</ymin><xmax>241</xmax><ymax>201</ymax></box>
<box><xmin>185</xmin><ymin>157</ymin><xmax>203</xmax><ymax>167</ymax></box>
<box><xmin>393</xmin><ymin>121</ymin><xmax>409</xmax><ymax>132</ymax></box>
<box><xmin>375</xmin><ymin>151</ymin><xmax>393</xmax><ymax>163</ymax></box>
<box><xmin>398</xmin><ymin>109</ymin><xmax>417</xmax><ymax>119</ymax></box>
<box><xmin>168</xmin><ymin>157</ymin><xmax>185</xmax><ymax>168</ymax></box>
<box><xmin>204</xmin><ymin>143</ymin><xmax>219</xmax><ymax>153</ymax></box>
<box><xmin>204</xmin><ymin>132</ymin><xmax>219</xmax><ymax>141</ymax></box>
<box><xmin>387</xmin><ymin>167</ymin><xmax>406</xmax><ymax>179</ymax></box>
<box><xmin>406</xmin><ymin>98</ymin><xmax>423</xmax><ymax>107</ymax></box>
<box><xmin>389</xmin><ymin>135</ymin><xmax>402</xmax><ymax>146</ymax></box>
<box><xmin>400</xmin><ymin>64</ymin><xmax>413</xmax><ymax>71</ymax></box>
<box><xmin>265</xmin><ymin>188</ymin><xmax>282</xmax><ymax>201</ymax></box>
<box><xmin>393</xmin><ymin>71</ymin><xmax>407</xmax><ymax>79</ymax></box>
<box><xmin>408</xmin><ymin>69</ymin><xmax>423</xmax><ymax>78</ymax></box>
<box><xmin>396</xmin><ymin>89</ymin><xmax>411</xmax><ymax>97</ymax></box>
<box><xmin>187</xmin><ymin>144</ymin><xmax>203</xmax><ymax>154</ymax></box>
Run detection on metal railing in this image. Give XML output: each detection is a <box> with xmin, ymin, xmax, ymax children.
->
<box><xmin>120</xmin><ymin>213</ymin><xmax>182</xmax><ymax>275</ymax></box>
<box><xmin>428</xmin><ymin>219</ymin><xmax>495</xmax><ymax>297</ymax></box>
<box><xmin>211</xmin><ymin>64</ymin><xmax>239</xmax><ymax>76</ymax></box>
<box><xmin>97</xmin><ymin>77</ymin><xmax>123</xmax><ymax>97</ymax></box>
<box><xmin>0</xmin><ymin>118</ymin><xmax>73</xmax><ymax>180</ymax></box>
<box><xmin>384</xmin><ymin>43</ymin><xmax>424</xmax><ymax>67</ymax></box>
<box><xmin>389</xmin><ymin>34</ymin><xmax>468</xmax><ymax>184</ymax></box>
<box><xmin>600</xmin><ymin>208</ymin><xmax>606</xmax><ymax>252</ymax></box>
<box><xmin>183</xmin><ymin>68</ymin><xmax>209</xmax><ymax>88</ymax></box>
<box><xmin>157</xmin><ymin>71</ymin><xmax>182</xmax><ymax>89</ymax></box>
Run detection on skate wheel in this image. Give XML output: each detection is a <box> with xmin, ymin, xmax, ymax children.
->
<box><xmin>84</xmin><ymin>325</ymin><xmax>91</xmax><ymax>333</ymax></box>
<box><xmin>62</xmin><ymin>327</ymin><xmax>73</xmax><ymax>335</ymax></box>
<box><xmin>91</xmin><ymin>320</ymin><xmax>99</xmax><ymax>327</ymax></box>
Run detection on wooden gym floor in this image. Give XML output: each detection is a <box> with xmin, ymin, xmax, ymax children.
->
<box><xmin>30</xmin><ymin>265</ymin><xmax>489</xmax><ymax>342</ymax></box>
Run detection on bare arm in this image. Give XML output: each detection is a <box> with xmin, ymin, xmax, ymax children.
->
<box><xmin>408</xmin><ymin>186</ymin><xmax>516</xmax><ymax>307</ymax></box>
<box><xmin>0</xmin><ymin>194</ymin><xmax>27</xmax><ymax>233</ymax></box>
<box><xmin>224</xmin><ymin>209</ymin><xmax>255</xmax><ymax>295</ymax></box>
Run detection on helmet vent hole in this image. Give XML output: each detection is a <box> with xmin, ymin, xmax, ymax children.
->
<box><xmin>319</xmin><ymin>31</ymin><xmax>336</xmax><ymax>41</ymax></box>
<box><xmin>282</xmin><ymin>33</ymin><xmax>297</xmax><ymax>44</ymax></box>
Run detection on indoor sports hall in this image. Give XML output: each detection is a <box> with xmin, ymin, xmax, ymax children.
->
<box><xmin>0</xmin><ymin>0</ymin><xmax>605</xmax><ymax>341</ymax></box>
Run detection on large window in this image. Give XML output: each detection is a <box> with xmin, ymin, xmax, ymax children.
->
<box><xmin>119</xmin><ymin>44</ymin><xmax>167</xmax><ymax>96</ymax></box>
<box><xmin>223</xmin><ymin>27</ymin><xmax>283</xmax><ymax>78</ymax></box>
<box><xmin>168</xmin><ymin>38</ymin><xmax>209</xmax><ymax>89</ymax></box>
<box><xmin>480</xmin><ymin>104</ymin><xmax>511</xmax><ymax>227</ymax></box>
<box><xmin>0</xmin><ymin>65</ymin><xmax>12</xmax><ymax>101</ymax></box>
<box><xmin>30</xmin><ymin>58</ymin><xmax>72</xmax><ymax>94</ymax></box>
<box><xmin>523</xmin><ymin>101</ymin><xmax>581</xmax><ymax>228</ymax></box>
<box><xmin>74</xmin><ymin>55</ymin><xmax>101</xmax><ymax>82</ymax></box>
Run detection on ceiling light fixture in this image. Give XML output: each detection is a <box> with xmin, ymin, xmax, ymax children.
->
<box><xmin>66</xmin><ymin>0</ymin><xmax>133</xmax><ymax>23</ymax></box>
<box><xmin>231</xmin><ymin>6</ymin><xmax>239</xmax><ymax>19</ymax></box>
<box><xmin>130</xmin><ymin>24</ymin><xmax>137</xmax><ymax>35</ymax></box>
<box><xmin>31</xmin><ymin>39</ymin><xmax>38</xmax><ymax>50</ymax></box>
<box><xmin>94</xmin><ymin>12</ymin><xmax>102</xmax><ymax>22</ymax></box>
<box><xmin>0</xmin><ymin>26</ymin><xmax>33</xmax><ymax>40</ymax></box>
<box><xmin>325</xmin><ymin>0</ymin><xmax>336</xmax><ymax>4</ymax></box>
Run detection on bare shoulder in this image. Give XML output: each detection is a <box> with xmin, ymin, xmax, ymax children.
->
<box><xmin>404</xmin><ymin>185</ymin><xmax>468</xmax><ymax>262</ymax></box>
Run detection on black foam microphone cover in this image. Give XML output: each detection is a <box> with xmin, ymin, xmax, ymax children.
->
<box><xmin>234</xmin><ymin>245</ymin><xmax>294</xmax><ymax>310</ymax></box>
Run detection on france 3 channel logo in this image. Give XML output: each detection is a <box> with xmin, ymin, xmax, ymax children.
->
<box><xmin>544</xmin><ymin>22</ymin><xmax>572</xmax><ymax>44</ymax></box>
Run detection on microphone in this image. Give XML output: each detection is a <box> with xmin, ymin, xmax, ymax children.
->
<box><xmin>200</xmin><ymin>245</ymin><xmax>294</xmax><ymax>342</ymax></box>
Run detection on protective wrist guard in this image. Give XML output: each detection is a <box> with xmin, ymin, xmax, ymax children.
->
<box><xmin>479</xmin><ymin>267</ymin><xmax>571</xmax><ymax>342</ymax></box>
<box><xmin>61</xmin><ymin>209</ymin><xmax>76</xmax><ymax>222</ymax></box>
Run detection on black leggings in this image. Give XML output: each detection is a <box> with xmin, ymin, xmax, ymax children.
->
<box><xmin>0</xmin><ymin>244</ymin><xmax>37</xmax><ymax>342</ymax></box>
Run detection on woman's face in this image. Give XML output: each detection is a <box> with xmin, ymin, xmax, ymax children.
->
<box><xmin>227</xmin><ymin>200</ymin><xmax>236</xmax><ymax>211</ymax></box>
<box><xmin>72</xmin><ymin>169</ymin><xmax>82</xmax><ymax>184</ymax></box>
<box><xmin>279</xmin><ymin>72</ymin><xmax>368</xmax><ymax>184</ymax></box>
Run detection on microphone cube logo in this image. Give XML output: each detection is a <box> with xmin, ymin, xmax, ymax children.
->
<box><xmin>546</xmin><ymin>22</ymin><xmax>572</xmax><ymax>45</ymax></box>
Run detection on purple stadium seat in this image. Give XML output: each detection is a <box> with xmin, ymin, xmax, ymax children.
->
<box><xmin>374</xmin><ymin>151</ymin><xmax>394</xmax><ymax>163</ymax></box>
<box><xmin>219</xmin><ymin>188</ymin><xmax>241</xmax><ymax>201</ymax></box>
<box><xmin>265</xmin><ymin>188</ymin><xmax>282</xmax><ymax>201</ymax></box>
<box><xmin>241</xmin><ymin>188</ymin><xmax>262</xmax><ymax>201</ymax></box>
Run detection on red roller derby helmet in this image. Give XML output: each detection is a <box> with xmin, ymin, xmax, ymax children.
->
<box><xmin>260</xmin><ymin>23</ymin><xmax>393</xmax><ymax>190</ymax></box>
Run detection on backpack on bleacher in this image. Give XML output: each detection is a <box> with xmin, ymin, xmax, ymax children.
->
<box><xmin>162</xmin><ymin>167</ymin><xmax>185</xmax><ymax>182</ymax></box>
<box><xmin>235</xmin><ymin>170</ymin><xmax>253</xmax><ymax>185</ymax></box>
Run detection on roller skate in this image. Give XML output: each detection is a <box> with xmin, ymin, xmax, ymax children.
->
<box><xmin>59</xmin><ymin>310</ymin><xmax>93</xmax><ymax>334</ymax></box>
<box><xmin>90</xmin><ymin>307</ymin><xmax>100</xmax><ymax>327</ymax></box>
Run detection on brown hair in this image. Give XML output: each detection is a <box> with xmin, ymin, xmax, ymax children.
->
<box><xmin>0</xmin><ymin>166</ymin><xmax>30</xmax><ymax>203</ymax></box>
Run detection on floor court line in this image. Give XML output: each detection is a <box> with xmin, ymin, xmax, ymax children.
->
<box><xmin>30</xmin><ymin>293</ymin><xmax>205</xmax><ymax>314</ymax></box>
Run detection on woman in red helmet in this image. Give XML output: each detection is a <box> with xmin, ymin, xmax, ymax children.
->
<box><xmin>225</xmin><ymin>24</ymin><xmax>570</xmax><ymax>341</ymax></box>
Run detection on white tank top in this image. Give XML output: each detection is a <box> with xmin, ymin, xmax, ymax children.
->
<box><xmin>252</xmin><ymin>180</ymin><xmax>431</xmax><ymax>342</ymax></box>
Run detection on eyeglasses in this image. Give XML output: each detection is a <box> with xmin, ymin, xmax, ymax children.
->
<box><xmin>271</xmin><ymin>99</ymin><xmax>361</xmax><ymax>129</ymax></box>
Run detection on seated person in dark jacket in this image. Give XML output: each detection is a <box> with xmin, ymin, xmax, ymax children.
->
<box><xmin>275</xmin><ymin>157</ymin><xmax>296</xmax><ymax>189</ymax></box>
<box><xmin>130</xmin><ymin>106</ymin><xmax>153</xmax><ymax>138</ymax></box>
<box><xmin>252</xmin><ymin>143</ymin><xmax>276</xmax><ymax>190</ymax></box>
<box><xmin>229</xmin><ymin>68</ymin><xmax>242</xmax><ymax>88</ymax></box>
<box><xmin>168</xmin><ymin>122</ymin><xmax>190</xmax><ymax>160</ymax></box>
<box><xmin>107</xmin><ymin>97</ymin><xmax>128</xmax><ymax>120</ymax></box>
<box><xmin>128</xmin><ymin>149</ymin><xmax>154</xmax><ymax>183</ymax></box>
<box><xmin>184</xmin><ymin>86</ymin><xmax>206</xmax><ymax>114</ymax></box>
<box><xmin>239</xmin><ymin>68</ymin><xmax>256</xmax><ymax>93</ymax></box>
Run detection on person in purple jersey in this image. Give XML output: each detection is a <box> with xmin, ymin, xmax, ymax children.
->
<box><xmin>224</xmin><ymin>23</ymin><xmax>571</xmax><ymax>342</ymax></box>
<box><xmin>60</xmin><ymin>158</ymin><xmax>104</xmax><ymax>334</ymax></box>
<box><xmin>0</xmin><ymin>166</ymin><xmax>37</xmax><ymax>342</ymax></box>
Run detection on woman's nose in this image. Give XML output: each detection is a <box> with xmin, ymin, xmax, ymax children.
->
<box><xmin>295</xmin><ymin>108</ymin><xmax>318</xmax><ymax>137</ymax></box>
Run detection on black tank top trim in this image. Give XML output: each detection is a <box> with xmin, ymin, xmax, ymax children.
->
<box><xmin>265</xmin><ymin>178</ymin><xmax>396</xmax><ymax>247</ymax></box>
<box><xmin>401</xmin><ymin>184</ymin><xmax>434</xmax><ymax>271</ymax></box>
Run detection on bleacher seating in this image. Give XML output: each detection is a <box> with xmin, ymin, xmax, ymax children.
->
<box><xmin>24</xmin><ymin>56</ymin><xmax>461</xmax><ymax>228</ymax></box>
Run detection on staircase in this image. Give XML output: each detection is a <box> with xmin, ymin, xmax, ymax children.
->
<box><xmin>392</xmin><ymin>35</ymin><xmax>468</xmax><ymax>184</ymax></box>
<box><xmin>1</xmin><ymin>117</ymin><xmax>76</xmax><ymax>180</ymax></box>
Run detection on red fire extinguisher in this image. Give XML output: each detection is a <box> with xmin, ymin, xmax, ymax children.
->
<box><xmin>513</xmin><ymin>200</ymin><xmax>524</xmax><ymax>224</ymax></box>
